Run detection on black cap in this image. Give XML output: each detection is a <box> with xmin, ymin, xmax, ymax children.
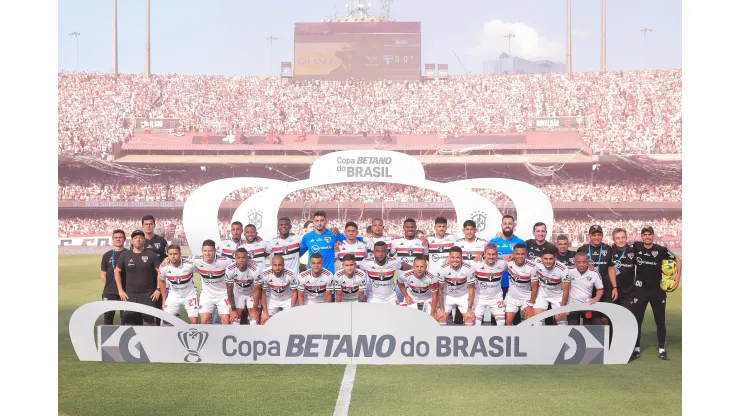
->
<box><xmin>131</xmin><ymin>230</ymin><xmax>145</xmax><ymax>239</ymax></box>
<box><xmin>641</xmin><ymin>226</ymin><xmax>654</xmax><ymax>234</ymax></box>
<box><xmin>588</xmin><ymin>225</ymin><xmax>603</xmax><ymax>234</ymax></box>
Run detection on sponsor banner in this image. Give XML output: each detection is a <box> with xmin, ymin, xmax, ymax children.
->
<box><xmin>529</xmin><ymin>116</ymin><xmax>586</xmax><ymax>131</ymax></box>
<box><xmin>70</xmin><ymin>301</ymin><xmax>636</xmax><ymax>365</ymax></box>
<box><xmin>132</xmin><ymin>118</ymin><xmax>182</xmax><ymax>132</ymax></box>
<box><xmin>183</xmin><ymin>150</ymin><xmax>553</xmax><ymax>247</ymax></box>
<box><xmin>58</xmin><ymin>236</ymin><xmax>116</xmax><ymax>246</ymax></box>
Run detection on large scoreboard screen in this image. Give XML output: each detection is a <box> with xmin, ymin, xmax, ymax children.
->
<box><xmin>294</xmin><ymin>22</ymin><xmax>421</xmax><ymax>81</ymax></box>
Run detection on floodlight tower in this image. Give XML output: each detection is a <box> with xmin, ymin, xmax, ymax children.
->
<box><xmin>346</xmin><ymin>0</ymin><xmax>374</xmax><ymax>20</ymax></box>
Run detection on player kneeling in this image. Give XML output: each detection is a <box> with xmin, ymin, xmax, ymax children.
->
<box><xmin>471</xmin><ymin>244</ymin><xmax>507</xmax><ymax>326</ymax></box>
<box><xmin>398</xmin><ymin>255</ymin><xmax>441</xmax><ymax>318</ymax></box>
<box><xmin>296</xmin><ymin>253</ymin><xmax>334</xmax><ymax>305</ymax></box>
<box><xmin>438</xmin><ymin>247</ymin><xmax>475</xmax><ymax>325</ymax></box>
<box><xmin>505</xmin><ymin>244</ymin><xmax>539</xmax><ymax>325</ymax></box>
<box><xmin>532</xmin><ymin>248</ymin><xmax>570</xmax><ymax>326</ymax></box>
<box><xmin>257</xmin><ymin>254</ymin><xmax>297</xmax><ymax>324</ymax></box>
<box><xmin>334</xmin><ymin>255</ymin><xmax>367</xmax><ymax>303</ymax></box>
<box><xmin>159</xmin><ymin>245</ymin><xmax>198</xmax><ymax>324</ymax></box>
<box><xmin>226</xmin><ymin>248</ymin><xmax>262</xmax><ymax>325</ymax></box>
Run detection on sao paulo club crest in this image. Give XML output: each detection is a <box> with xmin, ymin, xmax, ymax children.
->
<box><xmin>141</xmin><ymin>256</ymin><xmax>149</xmax><ymax>263</ymax></box>
<box><xmin>471</xmin><ymin>211</ymin><xmax>487</xmax><ymax>232</ymax></box>
<box><xmin>627</xmin><ymin>252</ymin><xmax>634</xmax><ymax>260</ymax></box>
<box><xmin>651</xmin><ymin>251</ymin><xmax>659</xmax><ymax>257</ymax></box>
<box><xmin>247</xmin><ymin>209</ymin><xmax>263</xmax><ymax>230</ymax></box>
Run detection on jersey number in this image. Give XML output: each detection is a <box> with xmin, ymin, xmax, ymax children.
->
<box><xmin>188</xmin><ymin>298</ymin><xmax>198</xmax><ymax>307</ymax></box>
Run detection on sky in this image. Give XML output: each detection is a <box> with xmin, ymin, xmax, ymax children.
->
<box><xmin>57</xmin><ymin>0</ymin><xmax>681</xmax><ymax>76</ymax></box>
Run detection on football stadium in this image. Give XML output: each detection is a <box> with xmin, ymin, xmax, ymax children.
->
<box><xmin>58</xmin><ymin>1</ymin><xmax>682</xmax><ymax>415</ymax></box>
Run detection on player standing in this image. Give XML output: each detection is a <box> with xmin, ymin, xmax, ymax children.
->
<box><xmin>566</xmin><ymin>252</ymin><xmax>604</xmax><ymax>325</ymax></box>
<box><xmin>532</xmin><ymin>248</ymin><xmax>570</xmax><ymax>325</ymax></box>
<box><xmin>225</xmin><ymin>248</ymin><xmax>262</xmax><ymax>325</ymax></box>
<box><xmin>190</xmin><ymin>240</ymin><xmax>235</xmax><ymax>325</ymax></box>
<box><xmin>257</xmin><ymin>254</ymin><xmax>297</xmax><ymax>324</ymax></box>
<box><xmin>390</xmin><ymin>218</ymin><xmax>428</xmax><ymax>267</ymax></box>
<box><xmin>336</xmin><ymin>222</ymin><xmax>367</xmax><ymax>263</ymax></box>
<box><xmin>489</xmin><ymin>215</ymin><xmax>526</xmax><ymax>299</ymax></box>
<box><xmin>296</xmin><ymin>253</ymin><xmax>334</xmax><ymax>305</ymax></box>
<box><xmin>454</xmin><ymin>220</ymin><xmax>487</xmax><ymax>266</ymax></box>
<box><xmin>438</xmin><ymin>247</ymin><xmax>476</xmax><ymax>325</ymax></box>
<box><xmin>398</xmin><ymin>255</ymin><xmax>440</xmax><ymax>317</ymax></box>
<box><xmin>525</xmin><ymin>222</ymin><xmax>557</xmax><ymax>260</ymax></box>
<box><xmin>300</xmin><ymin>211</ymin><xmax>357</xmax><ymax>274</ymax></box>
<box><xmin>238</xmin><ymin>223</ymin><xmax>268</xmax><ymax>270</ymax></box>
<box><xmin>100</xmin><ymin>229</ymin><xmax>127</xmax><ymax>325</ymax></box>
<box><xmin>576</xmin><ymin>225</ymin><xmax>618</xmax><ymax>325</ymax></box>
<box><xmin>555</xmin><ymin>234</ymin><xmax>576</xmax><ymax>269</ymax></box>
<box><xmin>114</xmin><ymin>230</ymin><xmax>162</xmax><ymax>326</ymax></box>
<box><xmin>504</xmin><ymin>244</ymin><xmax>539</xmax><ymax>325</ymax></box>
<box><xmin>268</xmin><ymin>217</ymin><xmax>302</xmax><ymax>276</ymax></box>
<box><xmin>630</xmin><ymin>226</ymin><xmax>682</xmax><ymax>361</ymax></box>
<box><xmin>364</xmin><ymin>218</ymin><xmax>393</xmax><ymax>259</ymax></box>
<box><xmin>471</xmin><ymin>243</ymin><xmax>507</xmax><ymax>326</ymax></box>
<box><xmin>333</xmin><ymin>254</ymin><xmax>368</xmax><ymax>303</ymax></box>
<box><xmin>427</xmin><ymin>217</ymin><xmax>457</xmax><ymax>276</ymax></box>
<box><xmin>217</xmin><ymin>221</ymin><xmax>245</xmax><ymax>260</ymax></box>
<box><xmin>358</xmin><ymin>242</ymin><xmax>411</xmax><ymax>304</ymax></box>
<box><xmin>159</xmin><ymin>245</ymin><xmax>198</xmax><ymax>324</ymax></box>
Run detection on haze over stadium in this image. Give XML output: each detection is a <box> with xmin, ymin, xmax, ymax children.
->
<box><xmin>58</xmin><ymin>1</ymin><xmax>682</xmax><ymax>415</ymax></box>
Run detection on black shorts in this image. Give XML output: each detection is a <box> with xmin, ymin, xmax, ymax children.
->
<box><xmin>126</xmin><ymin>293</ymin><xmax>157</xmax><ymax>324</ymax></box>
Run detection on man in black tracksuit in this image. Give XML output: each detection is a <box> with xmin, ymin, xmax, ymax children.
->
<box><xmin>142</xmin><ymin>215</ymin><xmax>168</xmax><ymax>324</ymax></box>
<box><xmin>100</xmin><ymin>229</ymin><xmax>127</xmax><ymax>325</ymax></box>
<box><xmin>629</xmin><ymin>226</ymin><xmax>681</xmax><ymax>361</ymax></box>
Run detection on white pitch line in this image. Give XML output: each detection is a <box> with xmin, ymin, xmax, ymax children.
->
<box><xmin>333</xmin><ymin>364</ymin><xmax>357</xmax><ymax>416</ymax></box>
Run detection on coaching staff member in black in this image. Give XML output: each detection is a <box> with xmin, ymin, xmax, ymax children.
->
<box><xmin>115</xmin><ymin>230</ymin><xmax>162</xmax><ymax>326</ymax></box>
<box><xmin>142</xmin><ymin>215</ymin><xmax>168</xmax><ymax>323</ymax></box>
<box><xmin>100</xmin><ymin>229</ymin><xmax>128</xmax><ymax>325</ymax></box>
<box><xmin>629</xmin><ymin>226</ymin><xmax>681</xmax><ymax>361</ymax></box>
<box><xmin>577</xmin><ymin>225</ymin><xmax>618</xmax><ymax>325</ymax></box>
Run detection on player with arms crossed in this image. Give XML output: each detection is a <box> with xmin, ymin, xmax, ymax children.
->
<box><xmin>358</xmin><ymin>242</ymin><xmax>411</xmax><ymax>305</ymax></box>
<box><xmin>398</xmin><ymin>255</ymin><xmax>441</xmax><ymax>317</ymax></box>
<box><xmin>504</xmin><ymin>244</ymin><xmax>539</xmax><ymax>325</ymax></box>
<box><xmin>256</xmin><ymin>254</ymin><xmax>297</xmax><ymax>324</ymax></box>
<box><xmin>427</xmin><ymin>217</ymin><xmax>457</xmax><ymax>275</ymax></box>
<box><xmin>532</xmin><ymin>248</ymin><xmax>570</xmax><ymax>326</ymax></box>
<box><xmin>268</xmin><ymin>217</ymin><xmax>302</xmax><ymax>276</ymax></box>
<box><xmin>158</xmin><ymin>245</ymin><xmax>198</xmax><ymax>324</ymax></box>
<box><xmin>438</xmin><ymin>247</ymin><xmax>476</xmax><ymax>325</ymax></box>
<box><xmin>334</xmin><ymin>254</ymin><xmax>367</xmax><ymax>303</ymax></box>
<box><xmin>566</xmin><ymin>252</ymin><xmax>604</xmax><ymax>325</ymax></box>
<box><xmin>226</xmin><ymin>248</ymin><xmax>262</xmax><ymax>325</ymax></box>
<box><xmin>190</xmin><ymin>240</ymin><xmax>236</xmax><ymax>325</ymax></box>
<box><xmin>296</xmin><ymin>253</ymin><xmax>334</xmax><ymax>305</ymax></box>
<box><xmin>471</xmin><ymin>243</ymin><xmax>507</xmax><ymax>326</ymax></box>
<box><xmin>239</xmin><ymin>223</ymin><xmax>268</xmax><ymax>272</ymax></box>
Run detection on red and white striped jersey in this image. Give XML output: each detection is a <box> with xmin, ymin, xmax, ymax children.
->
<box><xmin>427</xmin><ymin>233</ymin><xmax>457</xmax><ymax>271</ymax></box>
<box><xmin>297</xmin><ymin>268</ymin><xmax>334</xmax><ymax>304</ymax></box>
<box><xmin>225</xmin><ymin>260</ymin><xmax>261</xmax><ymax>295</ymax></box>
<box><xmin>238</xmin><ymin>240</ymin><xmax>269</xmax><ymax>271</ymax></box>
<box><xmin>364</xmin><ymin>235</ymin><xmax>393</xmax><ymax>259</ymax></box>
<box><xmin>535</xmin><ymin>260</ymin><xmax>570</xmax><ymax>297</ymax></box>
<box><xmin>506</xmin><ymin>259</ymin><xmax>538</xmax><ymax>299</ymax></box>
<box><xmin>267</xmin><ymin>235</ymin><xmax>302</xmax><ymax>274</ymax></box>
<box><xmin>190</xmin><ymin>256</ymin><xmax>234</xmax><ymax>298</ymax></box>
<box><xmin>438</xmin><ymin>263</ymin><xmax>475</xmax><ymax>297</ymax></box>
<box><xmin>400</xmin><ymin>270</ymin><xmax>439</xmax><ymax>303</ymax></box>
<box><xmin>217</xmin><ymin>239</ymin><xmax>245</xmax><ymax>260</ymax></box>
<box><xmin>471</xmin><ymin>259</ymin><xmax>507</xmax><ymax>300</ymax></box>
<box><xmin>336</xmin><ymin>240</ymin><xmax>368</xmax><ymax>262</ymax></box>
<box><xmin>333</xmin><ymin>269</ymin><xmax>367</xmax><ymax>302</ymax></box>
<box><xmin>256</xmin><ymin>269</ymin><xmax>296</xmax><ymax>302</ymax></box>
<box><xmin>390</xmin><ymin>237</ymin><xmax>427</xmax><ymax>266</ymax></box>
<box><xmin>454</xmin><ymin>238</ymin><xmax>488</xmax><ymax>265</ymax></box>
<box><xmin>358</xmin><ymin>257</ymin><xmax>403</xmax><ymax>302</ymax></box>
<box><xmin>159</xmin><ymin>261</ymin><xmax>196</xmax><ymax>295</ymax></box>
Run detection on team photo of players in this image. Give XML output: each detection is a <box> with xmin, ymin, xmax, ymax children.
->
<box><xmin>104</xmin><ymin>211</ymin><xmax>681</xmax><ymax>361</ymax></box>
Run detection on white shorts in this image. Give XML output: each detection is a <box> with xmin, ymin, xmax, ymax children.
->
<box><xmin>473</xmin><ymin>296</ymin><xmax>505</xmax><ymax>319</ymax></box>
<box><xmin>235</xmin><ymin>291</ymin><xmax>257</xmax><ymax>310</ymax></box>
<box><xmin>534</xmin><ymin>293</ymin><xmax>562</xmax><ymax>310</ymax></box>
<box><xmin>505</xmin><ymin>296</ymin><xmax>532</xmax><ymax>313</ymax></box>
<box><xmin>164</xmin><ymin>292</ymin><xmax>199</xmax><ymax>318</ymax></box>
<box><xmin>266</xmin><ymin>296</ymin><xmax>292</xmax><ymax>315</ymax></box>
<box><xmin>368</xmin><ymin>295</ymin><xmax>399</xmax><ymax>305</ymax></box>
<box><xmin>444</xmin><ymin>294</ymin><xmax>469</xmax><ymax>314</ymax></box>
<box><xmin>199</xmin><ymin>294</ymin><xmax>231</xmax><ymax>316</ymax></box>
<box><xmin>401</xmin><ymin>300</ymin><xmax>433</xmax><ymax>314</ymax></box>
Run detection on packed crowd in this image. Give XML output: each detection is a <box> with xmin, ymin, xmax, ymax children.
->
<box><xmin>57</xmin><ymin>216</ymin><xmax>682</xmax><ymax>248</ymax></box>
<box><xmin>58</xmin><ymin>178</ymin><xmax>682</xmax><ymax>204</ymax></box>
<box><xmin>58</xmin><ymin>69</ymin><xmax>682</xmax><ymax>157</ymax></box>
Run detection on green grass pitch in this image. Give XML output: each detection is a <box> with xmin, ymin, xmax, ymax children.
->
<box><xmin>59</xmin><ymin>255</ymin><xmax>681</xmax><ymax>416</ymax></box>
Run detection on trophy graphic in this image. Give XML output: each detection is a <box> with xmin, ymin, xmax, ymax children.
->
<box><xmin>178</xmin><ymin>329</ymin><xmax>209</xmax><ymax>363</ymax></box>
